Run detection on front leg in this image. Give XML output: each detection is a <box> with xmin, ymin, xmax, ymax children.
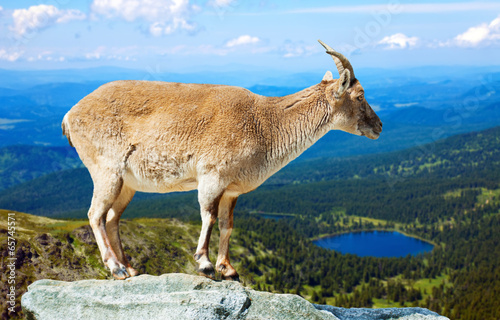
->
<box><xmin>216</xmin><ymin>194</ymin><xmax>239</xmax><ymax>281</ymax></box>
<box><xmin>194</xmin><ymin>177</ymin><xmax>224</xmax><ymax>279</ymax></box>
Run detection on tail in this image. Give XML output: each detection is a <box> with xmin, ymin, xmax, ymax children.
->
<box><xmin>62</xmin><ymin>112</ymin><xmax>74</xmax><ymax>147</ymax></box>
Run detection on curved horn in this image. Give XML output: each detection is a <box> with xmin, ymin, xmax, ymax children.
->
<box><xmin>318</xmin><ymin>39</ymin><xmax>355</xmax><ymax>81</ymax></box>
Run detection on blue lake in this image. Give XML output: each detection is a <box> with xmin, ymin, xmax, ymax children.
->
<box><xmin>313</xmin><ymin>231</ymin><xmax>434</xmax><ymax>258</ymax></box>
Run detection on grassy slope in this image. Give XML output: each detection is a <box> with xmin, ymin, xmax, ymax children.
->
<box><xmin>0</xmin><ymin>210</ymin><xmax>262</xmax><ymax>320</ymax></box>
<box><xmin>1</xmin><ymin>211</ymin><xmax>181</xmax><ymax>318</ymax></box>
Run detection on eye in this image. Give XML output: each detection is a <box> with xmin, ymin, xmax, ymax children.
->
<box><xmin>357</xmin><ymin>95</ymin><xmax>364</xmax><ymax>101</ymax></box>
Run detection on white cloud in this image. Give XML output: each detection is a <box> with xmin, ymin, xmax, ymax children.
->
<box><xmin>10</xmin><ymin>5</ymin><xmax>86</xmax><ymax>36</ymax></box>
<box><xmin>209</xmin><ymin>0</ymin><xmax>235</xmax><ymax>7</ymax></box>
<box><xmin>16</xmin><ymin>46</ymin><xmax>137</xmax><ymax>63</ymax></box>
<box><xmin>16</xmin><ymin>50</ymin><xmax>66</xmax><ymax>62</ymax></box>
<box><xmin>91</xmin><ymin>0</ymin><xmax>198</xmax><ymax>36</ymax></box>
<box><xmin>394</xmin><ymin>102</ymin><xmax>419</xmax><ymax>108</ymax></box>
<box><xmin>149</xmin><ymin>18</ymin><xmax>197</xmax><ymax>36</ymax></box>
<box><xmin>81</xmin><ymin>46</ymin><xmax>136</xmax><ymax>61</ymax></box>
<box><xmin>378</xmin><ymin>33</ymin><xmax>419</xmax><ymax>49</ymax></box>
<box><xmin>281</xmin><ymin>41</ymin><xmax>317</xmax><ymax>58</ymax></box>
<box><xmin>226</xmin><ymin>35</ymin><xmax>260</xmax><ymax>47</ymax></box>
<box><xmin>455</xmin><ymin>25</ymin><xmax>491</xmax><ymax>46</ymax></box>
<box><xmin>0</xmin><ymin>49</ymin><xmax>23</xmax><ymax>62</ymax></box>
<box><xmin>28</xmin><ymin>55</ymin><xmax>65</xmax><ymax>62</ymax></box>
<box><xmin>453</xmin><ymin>15</ymin><xmax>500</xmax><ymax>47</ymax></box>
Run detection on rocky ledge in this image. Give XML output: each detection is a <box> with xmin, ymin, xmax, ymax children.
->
<box><xmin>22</xmin><ymin>273</ymin><xmax>449</xmax><ymax>320</ymax></box>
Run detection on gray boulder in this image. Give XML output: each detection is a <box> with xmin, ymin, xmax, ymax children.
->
<box><xmin>314</xmin><ymin>305</ymin><xmax>449</xmax><ymax>320</ymax></box>
<box><xmin>22</xmin><ymin>273</ymin><xmax>449</xmax><ymax>320</ymax></box>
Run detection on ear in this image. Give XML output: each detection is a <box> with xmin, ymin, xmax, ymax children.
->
<box><xmin>335</xmin><ymin>69</ymin><xmax>351</xmax><ymax>98</ymax></box>
<box><xmin>322</xmin><ymin>71</ymin><xmax>333</xmax><ymax>81</ymax></box>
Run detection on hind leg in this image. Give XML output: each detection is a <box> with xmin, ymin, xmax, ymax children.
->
<box><xmin>216</xmin><ymin>194</ymin><xmax>239</xmax><ymax>281</ymax></box>
<box><xmin>105</xmin><ymin>185</ymin><xmax>139</xmax><ymax>277</ymax></box>
<box><xmin>87</xmin><ymin>171</ymin><xmax>130</xmax><ymax>279</ymax></box>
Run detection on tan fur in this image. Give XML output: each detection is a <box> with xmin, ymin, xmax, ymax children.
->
<box><xmin>63</xmin><ymin>55</ymin><xmax>382</xmax><ymax>281</ymax></box>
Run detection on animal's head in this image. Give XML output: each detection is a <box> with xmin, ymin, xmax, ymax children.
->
<box><xmin>318</xmin><ymin>40</ymin><xmax>382</xmax><ymax>140</ymax></box>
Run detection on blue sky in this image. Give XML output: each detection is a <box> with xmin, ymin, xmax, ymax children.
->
<box><xmin>0</xmin><ymin>0</ymin><xmax>499</xmax><ymax>72</ymax></box>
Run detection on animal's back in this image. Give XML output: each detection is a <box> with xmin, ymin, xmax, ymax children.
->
<box><xmin>66</xmin><ymin>80</ymin><xmax>264</xmax><ymax>146</ymax></box>
<box><xmin>63</xmin><ymin>80</ymin><xmax>270</xmax><ymax>193</ymax></box>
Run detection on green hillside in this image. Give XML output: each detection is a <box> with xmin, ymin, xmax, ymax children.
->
<box><xmin>0</xmin><ymin>145</ymin><xmax>82</xmax><ymax>191</ymax></box>
<box><xmin>0</xmin><ymin>210</ymin><xmax>202</xmax><ymax>319</ymax></box>
<box><xmin>268</xmin><ymin>125</ymin><xmax>500</xmax><ymax>184</ymax></box>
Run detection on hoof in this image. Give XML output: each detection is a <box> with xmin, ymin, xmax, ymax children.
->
<box><xmin>217</xmin><ymin>263</ymin><xmax>239</xmax><ymax>281</ymax></box>
<box><xmin>222</xmin><ymin>274</ymin><xmax>240</xmax><ymax>282</ymax></box>
<box><xmin>198</xmin><ymin>265</ymin><xmax>215</xmax><ymax>279</ymax></box>
<box><xmin>126</xmin><ymin>265</ymin><xmax>140</xmax><ymax>277</ymax></box>
<box><xmin>111</xmin><ymin>266</ymin><xmax>130</xmax><ymax>280</ymax></box>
